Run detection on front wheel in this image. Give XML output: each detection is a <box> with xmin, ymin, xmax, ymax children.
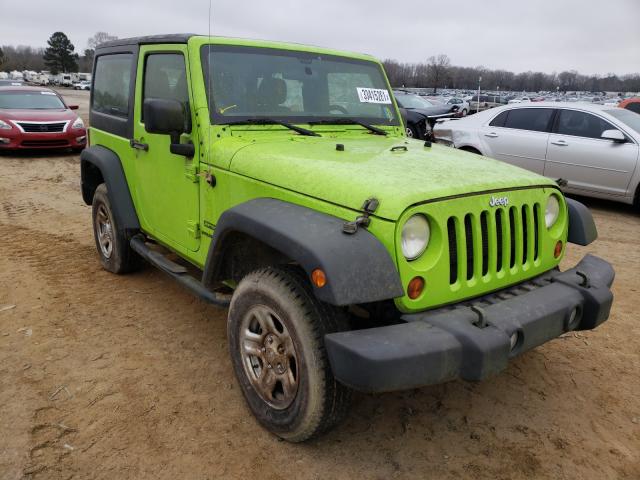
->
<box><xmin>461</xmin><ymin>108</ymin><xmax>468</xmax><ymax>116</ymax></box>
<box><xmin>91</xmin><ymin>184</ymin><xmax>141</xmax><ymax>274</ymax></box>
<box><xmin>406</xmin><ymin>125</ymin><xmax>419</xmax><ymax>138</ymax></box>
<box><xmin>227</xmin><ymin>266</ymin><xmax>352</xmax><ymax>442</ymax></box>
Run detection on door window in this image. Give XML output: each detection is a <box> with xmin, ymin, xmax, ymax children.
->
<box><xmin>489</xmin><ymin>110</ymin><xmax>509</xmax><ymax>127</ymax></box>
<box><xmin>503</xmin><ymin>108</ymin><xmax>554</xmax><ymax>133</ymax></box>
<box><xmin>142</xmin><ymin>53</ymin><xmax>189</xmax><ymax>117</ymax></box>
<box><xmin>555</xmin><ymin>109</ymin><xmax>616</xmax><ymax>139</ymax></box>
<box><xmin>92</xmin><ymin>53</ymin><xmax>133</xmax><ymax>118</ymax></box>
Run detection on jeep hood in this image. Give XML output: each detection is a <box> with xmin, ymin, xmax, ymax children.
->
<box><xmin>225</xmin><ymin>135</ymin><xmax>556</xmax><ymax>221</ymax></box>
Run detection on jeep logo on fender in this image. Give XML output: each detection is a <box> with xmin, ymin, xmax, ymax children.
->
<box><xmin>489</xmin><ymin>196</ymin><xmax>509</xmax><ymax>207</ymax></box>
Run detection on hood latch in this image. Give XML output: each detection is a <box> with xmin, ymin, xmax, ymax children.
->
<box><xmin>343</xmin><ymin>198</ymin><xmax>379</xmax><ymax>235</ymax></box>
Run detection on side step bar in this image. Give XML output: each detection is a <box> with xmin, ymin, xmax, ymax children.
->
<box><xmin>130</xmin><ymin>234</ymin><xmax>231</xmax><ymax>307</ymax></box>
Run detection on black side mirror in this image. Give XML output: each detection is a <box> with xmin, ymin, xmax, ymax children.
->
<box><xmin>143</xmin><ymin>98</ymin><xmax>194</xmax><ymax>157</ymax></box>
<box><xmin>144</xmin><ymin>98</ymin><xmax>186</xmax><ymax>141</ymax></box>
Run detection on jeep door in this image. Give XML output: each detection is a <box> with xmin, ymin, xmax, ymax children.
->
<box><xmin>544</xmin><ymin>108</ymin><xmax>638</xmax><ymax>198</ymax></box>
<box><xmin>132</xmin><ymin>45</ymin><xmax>200</xmax><ymax>252</ymax></box>
<box><xmin>480</xmin><ymin>107</ymin><xmax>555</xmax><ymax>175</ymax></box>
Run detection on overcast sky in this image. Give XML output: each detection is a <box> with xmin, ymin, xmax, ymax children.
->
<box><xmin>3</xmin><ymin>0</ymin><xmax>639</xmax><ymax>75</ymax></box>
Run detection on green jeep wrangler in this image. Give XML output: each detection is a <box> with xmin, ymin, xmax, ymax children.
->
<box><xmin>81</xmin><ymin>34</ymin><xmax>615</xmax><ymax>442</ymax></box>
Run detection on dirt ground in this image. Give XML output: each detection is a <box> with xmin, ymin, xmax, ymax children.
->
<box><xmin>0</xmin><ymin>89</ymin><xmax>638</xmax><ymax>480</ymax></box>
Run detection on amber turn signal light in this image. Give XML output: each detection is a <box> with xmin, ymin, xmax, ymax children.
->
<box><xmin>407</xmin><ymin>276</ymin><xmax>425</xmax><ymax>300</ymax></box>
<box><xmin>554</xmin><ymin>241</ymin><xmax>563</xmax><ymax>258</ymax></box>
<box><xmin>311</xmin><ymin>269</ymin><xmax>327</xmax><ymax>288</ymax></box>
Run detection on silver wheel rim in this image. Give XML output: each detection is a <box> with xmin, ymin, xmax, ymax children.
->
<box><xmin>406</xmin><ymin>127</ymin><xmax>414</xmax><ymax>138</ymax></box>
<box><xmin>95</xmin><ymin>204</ymin><xmax>114</xmax><ymax>259</ymax></box>
<box><xmin>239</xmin><ymin>304</ymin><xmax>299</xmax><ymax>410</ymax></box>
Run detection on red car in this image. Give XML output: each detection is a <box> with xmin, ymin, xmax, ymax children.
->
<box><xmin>619</xmin><ymin>97</ymin><xmax>640</xmax><ymax>115</ymax></box>
<box><xmin>0</xmin><ymin>86</ymin><xmax>86</xmax><ymax>151</ymax></box>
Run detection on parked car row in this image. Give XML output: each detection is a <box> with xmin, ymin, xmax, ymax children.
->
<box><xmin>433</xmin><ymin>103</ymin><xmax>640</xmax><ymax>206</ymax></box>
<box><xmin>393</xmin><ymin>90</ymin><xmax>460</xmax><ymax>138</ymax></box>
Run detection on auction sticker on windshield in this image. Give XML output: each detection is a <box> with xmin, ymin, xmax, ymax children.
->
<box><xmin>357</xmin><ymin>88</ymin><xmax>392</xmax><ymax>104</ymax></box>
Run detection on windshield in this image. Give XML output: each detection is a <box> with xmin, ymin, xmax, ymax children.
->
<box><xmin>394</xmin><ymin>93</ymin><xmax>435</xmax><ymax>109</ymax></box>
<box><xmin>606</xmin><ymin>109</ymin><xmax>640</xmax><ymax>135</ymax></box>
<box><xmin>0</xmin><ymin>91</ymin><xmax>65</xmax><ymax>110</ymax></box>
<box><xmin>202</xmin><ymin>45</ymin><xmax>399</xmax><ymax>126</ymax></box>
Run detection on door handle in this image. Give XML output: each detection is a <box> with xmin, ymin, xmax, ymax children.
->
<box><xmin>551</xmin><ymin>140</ymin><xmax>568</xmax><ymax>147</ymax></box>
<box><xmin>129</xmin><ymin>139</ymin><xmax>149</xmax><ymax>151</ymax></box>
<box><xmin>484</xmin><ymin>132</ymin><xmax>498</xmax><ymax>138</ymax></box>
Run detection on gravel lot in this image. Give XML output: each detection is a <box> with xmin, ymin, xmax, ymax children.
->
<box><xmin>1</xmin><ymin>89</ymin><xmax>638</xmax><ymax>480</ymax></box>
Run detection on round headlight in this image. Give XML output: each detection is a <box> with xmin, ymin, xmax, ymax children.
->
<box><xmin>545</xmin><ymin>195</ymin><xmax>560</xmax><ymax>228</ymax></box>
<box><xmin>401</xmin><ymin>215</ymin><xmax>430</xmax><ymax>260</ymax></box>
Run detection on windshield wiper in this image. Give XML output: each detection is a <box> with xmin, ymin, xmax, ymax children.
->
<box><xmin>308</xmin><ymin>118</ymin><xmax>388</xmax><ymax>136</ymax></box>
<box><xmin>226</xmin><ymin>118</ymin><xmax>320</xmax><ymax>137</ymax></box>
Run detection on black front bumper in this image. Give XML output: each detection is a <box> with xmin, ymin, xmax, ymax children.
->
<box><xmin>325</xmin><ymin>255</ymin><xmax>614</xmax><ymax>393</ymax></box>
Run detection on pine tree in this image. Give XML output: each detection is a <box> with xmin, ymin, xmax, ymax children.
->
<box><xmin>43</xmin><ymin>32</ymin><xmax>79</xmax><ymax>74</ymax></box>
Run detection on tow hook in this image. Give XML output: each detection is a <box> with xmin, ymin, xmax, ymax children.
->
<box><xmin>343</xmin><ymin>197</ymin><xmax>379</xmax><ymax>234</ymax></box>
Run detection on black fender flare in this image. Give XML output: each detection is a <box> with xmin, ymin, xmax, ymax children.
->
<box><xmin>80</xmin><ymin>145</ymin><xmax>140</xmax><ymax>233</ymax></box>
<box><xmin>566</xmin><ymin>198</ymin><xmax>597</xmax><ymax>246</ymax></box>
<box><xmin>202</xmin><ymin>198</ymin><xmax>404</xmax><ymax>306</ymax></box>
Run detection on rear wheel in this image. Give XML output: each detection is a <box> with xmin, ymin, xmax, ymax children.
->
<box><xmin>227</xmin><ymin>266</ymin><xmax>352</xmax><ymax>442</ymax></box>
<box><xmin>91</xmin><ymin>184</ymin><xmax>141</xmax><ymax>274</ymax></box>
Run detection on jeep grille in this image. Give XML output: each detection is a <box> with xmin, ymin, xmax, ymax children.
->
<box><xmin>447</xmin><ymin>203</ymin><xmax>542</xmax><ymax>285</ymax></box>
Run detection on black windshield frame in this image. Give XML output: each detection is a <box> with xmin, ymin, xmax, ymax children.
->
<box><xmin>200</xmin><ymin>44</ymin><xmax>401</xmax><ymax>127</ymax></box>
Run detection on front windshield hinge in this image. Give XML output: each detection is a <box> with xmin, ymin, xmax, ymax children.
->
<box><xmin>342</xmin><ymin>197</ymin><xmax>379</xmax><ymax>235</ymax></box>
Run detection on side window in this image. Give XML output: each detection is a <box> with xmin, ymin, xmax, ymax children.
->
<box><xmin>556</xmin><ymin>110</ymin><xmax>616</xmax><ymax>139</ymax></box>
<box><xmin>489</xmin><ymin>111</ymin><xmax>509</xmax><ymax>127</ymax></box>
<box><xmin>143</xmin><ymin>53</ymin><xmax>189</xmax><ymax>116</ymax></box>
<box><xmin>503</xmin><ymin>108</ymin><xmax>553</xmax><ymax>133</ymax></box>
<box><xmin>92</xmin><ymin>53</ymin><xmax>133</xmax><ymax>118</ymax></box>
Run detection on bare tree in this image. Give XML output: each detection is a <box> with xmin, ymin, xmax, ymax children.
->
<box><xmin>87</xmin><ymin>32</ymin><xmax>118</xmax><ymax>50</ymax></box>
<box><xmin>426</xmin><ymin>54</ymin><xmax>451</xmax><ymax>93</ymax></box>
<box><xmin>0</xmin><ymin>45</ymin><xmax>46</xmax><ymax>71</ymax></box>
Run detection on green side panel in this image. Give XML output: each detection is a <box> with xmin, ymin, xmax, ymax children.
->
<box><xmin>131</xmin><ymin>44</ymin><xmax>201</xmax><ymax>254</ymax></box>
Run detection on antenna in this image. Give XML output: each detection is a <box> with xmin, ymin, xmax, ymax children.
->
<box><xmin>206</xmin><ymin>0</ymin><xmax>214</xmax><ymax>179</ymax></box>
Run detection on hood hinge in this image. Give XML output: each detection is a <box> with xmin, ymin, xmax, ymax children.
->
<box><xmin>343</xmin><ymin>197</ymin><xmax>379</xmax><ymax>235</ymax></box>
<box><xmin>187</xmin><ymin>220</ymin><xmax>200</xmax><ymax>239</ymax></box>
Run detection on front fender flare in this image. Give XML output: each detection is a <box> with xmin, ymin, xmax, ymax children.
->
<box><xmin>566</xmin><ymin>198</ymin><xmax>597</xmax><ymax>246</ymax></box>
<box><xmin>202</xmin><ymin>198</ymin><xmax>404</xmax><ymax>306</ymax></box>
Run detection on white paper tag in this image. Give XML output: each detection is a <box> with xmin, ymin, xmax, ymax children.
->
<box><xmin>41</xmin><ymin>91</ymin><xmax>56</xmax><ymax>95</ymax></box>
<box><xmin>357</xmin><ymin>87</ymin><xmax>392</xmax><ymax>104</ymax></box>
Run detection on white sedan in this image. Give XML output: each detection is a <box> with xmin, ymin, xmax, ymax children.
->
<box><xmin>73</xmin><ymin>81</ymin><xmax>91</xmax><ymax>91</ymax></box>
<box><xmin>433</xmin><ymin>102</ymin><xmax>640</xmax><ymax>206</ymax></box>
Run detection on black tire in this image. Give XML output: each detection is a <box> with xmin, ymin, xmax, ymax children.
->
<box><xmin>460</xmin><ymin>146</ymin><xmax>482</xmax><ymax>155</ymax></box>
<box><xmin>228</xmin><ymin>266</ymin><xmax>352</xmax><ymax>442</ymax></box>
<box><xmin>406</xmin><ymin>125</ymin><xmax>420</xmax><ymax>139</ymax></box>
<box><xmin>91</xmin><ymin>183</ymin><xmax>141</xmax><ymax>274</ymax></box>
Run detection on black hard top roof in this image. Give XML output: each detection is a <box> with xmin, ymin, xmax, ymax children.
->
<box><xmin>97</xmin><ymin>34</ymin><xmax>197</xmax><ymax>49</ymax></box>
